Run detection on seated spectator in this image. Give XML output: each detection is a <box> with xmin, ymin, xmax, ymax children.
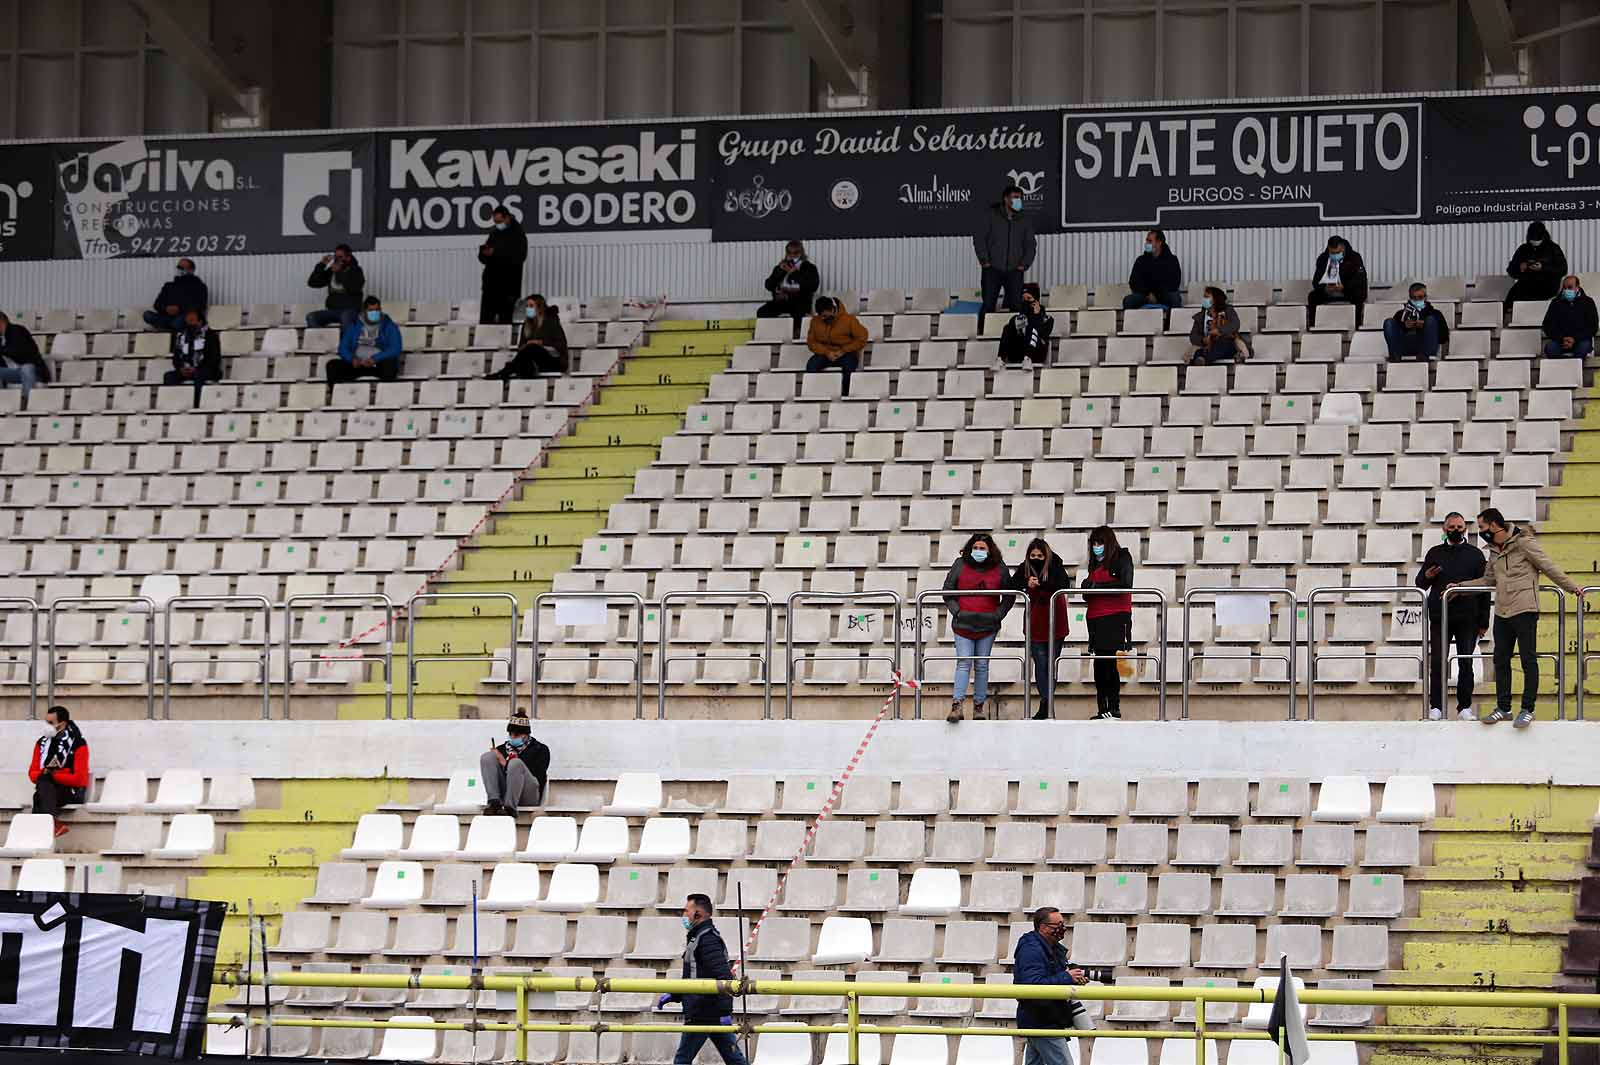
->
<box><xmin>756</xmin><ymin>241</ymin><xmax>819</xmax><ymax>331</ymax></box>
<box><xmin>326</xmin><ymin>296</ymin><xmax>403</xmax><ymax>385</ymax></box>
<box><xmin>1188</xmin><ymin>286</ymin><xmax>1247</xmax><ymax>364</ymax></box>
<box><xmin>305</xmin><ymin>244</ymin><xmax>366</xmax><ymax>329</ymax></box>
<box><xmin>1506</xmin><ymin>221</ymin><xmax>1567</xmax><ymax>311</ymax></box>
<box><xmin>486</xmin><ymin>294</ymin><xmax>569</xmax><ymax>380</ymax></box>
<box><xmin>142</xmin><ymin>258</ymin><xmax>207</xmax><ymax>331</ymax></box>
<box><xmin>478</xmin><ymin>711</ymin><xmax>550</xmax><ymax>817</ymax></box>
<box><xmin>1307</xmin><ymin>235</ymin><xmax>1368</xmax><ymax>326</ymax></box>
<box><xmin>30</xmin><ymin>706</ymin><xmax>87</xmax><ymax>838</ymax></box>
<box><xmin>165</xmin><ymin>308</ymin><xmax>224</xmax><ymax>400</ymax></box>
<box><xmin>1542</xmin><ymin>275</ymin><xmax>1597</xmax><ymax>358</ymax></box>
<box><xmin>0</xmin><ymin>311</ymin><xmax>50</xmax><ymax>398</ymax></box>
<box><xmin>998</xmin><ymin>283</ymin><xmax>1054</xmax><ymax>366</ymax></box>
<box><xmin>1008</xmin><ymin>537</ymin><xmax>1072</xmax><ymax>720</ymax></box>
<box><xmin>1123</xmin><ymin>229</ymin><xmax>1183</xmax><ymax>311</ymax></box>
<box><xmin>804</xmin><ymin>296</ymin><xmax>867</xmax><ymax>397</ymax></box>
<box><xmin>1382</xmin><ymin>283</ymin><xmax>1450</xmax><ymax>362</ymax></box>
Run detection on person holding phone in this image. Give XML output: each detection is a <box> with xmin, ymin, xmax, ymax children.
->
<box><xmin>998</xmin><ymin>283</ymin><xmax>1054</xmax><ymax>366</ymax></box>
<box><xmin>1009</xmin><ymin>538</ymin><xmax>1073</xmax><ymax>719</ymax></box>
<box><xmin>29</xmin><ymin>706</ymin><xmax>88</xmax><ymax>837</ymax></box>
<box><xmin>306</xmin><ymin>244</ymin><xmax>366</xmax><ymax>329</ymax></box>
<box><xmin>755</xmin><ymin>240</ymin><xmax>819</xmax><ymax>332</ymax></box>
<box><xmin>478</xmin><ymin>711</ymin><xmax>551</xmax><ymax>817</ymax></box>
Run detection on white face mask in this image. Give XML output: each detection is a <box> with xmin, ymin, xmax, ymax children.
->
<box><xmin>40</xmin><ymin>726</ymin><xmax>55</xmax><ymax>741</ymax></box>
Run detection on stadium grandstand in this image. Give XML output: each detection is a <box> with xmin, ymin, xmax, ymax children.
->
<box><xmin>0</xmin><ymin>3</ymin><xmax>1595</xmax><ymax>1065</ymax></box>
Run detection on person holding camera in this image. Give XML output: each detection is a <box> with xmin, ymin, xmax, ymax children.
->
<box><xmin>1015</xmin><ymin>906</ymin><xmax>1089</xmax><ymax>1065</ymax></box>
<box><xmin>1083</xmin><ymin>527</ymin><xmax>1134</xmax><ymax>720</ymax></box>
<box><xmin>478</xmin><ymin>712</ymin><xmax>551</xmax><ymax>817</ymax></box>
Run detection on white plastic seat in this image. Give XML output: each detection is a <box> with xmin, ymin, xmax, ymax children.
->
<box><xmin>1377</xmin><ymin>775</ymin><xmax>1435</xmax><ymax>821</ymax></box>
<box><xmin>538</xmin><ymin>862</ymin><xmax>601</xmax><ymax>911</ymax></box>
<box><xmin>1313</xmin><ymin>775</ymin><xmax>1372</xmax><ymax>821</ymax></box>
<box><xmin>343</xmin><ymin>813</ymin><xmax>404</xmax><ymax>859</ymax></box>
<box><xmin>0</xmin><ymin>814</ymin><xmax>56</xmax><ymax>857</ymax></box>
<box><xmin>85</xmin><ymin>769</ymin><xmax>148</xmax><ymax>813</ymax></box>
<box><xmin>151</xmin><ymin>814</ymin><xmax>216</xmax><ymax>859</ymax></box>
<box><xmin>811</xmin><ymin>915</ymin><xmax>873</xmax><ymax>965</ymax></box>
<box><xmin>362</xmin><ymin>861</ymin><xmax>426</xmax><ymax>907</ymax></box>
<box><xmin>481</xmin><ymin>862</ymin><xmax>544</xmax><ymax>909</ymax></box>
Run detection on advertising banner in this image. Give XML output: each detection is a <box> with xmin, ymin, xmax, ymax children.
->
<box><xmin>0</xmin><ymin>145</ymin><xmax>57</xmax><ymax>261</ymax></box>
<box><xmin>1061</xmin><ymin>99</ymin><xmax>1424</xmax><ymax>230</ymax></box>
<box><xmin>710</xmin><ymin>110</ymin><xmax>1059</xmax><ymax>240</ymax></box>
<box><xmin>376</xmin><ymin>123</ymin><xmax>707</xmax><ymax>239</ymax></box>
<box><xmin>0</xmin><ymin>891</ymin><xmax>225</xmax><ymax>1059</ymax></box>
<box><xmin>50</xmin><ymin>133</ymin><xmax>373</xmax><ymax>260</ymax></box>
<box><xmin>1426</xmin><ymin>91</ymin><xmax>1600</xmax><ymax>222</ymax></box>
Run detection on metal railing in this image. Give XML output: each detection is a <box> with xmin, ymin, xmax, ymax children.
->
<box><xmin>1442</xmin><ymin>585</ymin><xmax>1569</xmax><ymax>719</ymax></box>
<box><xmin>46</xmin><ymin>595</ymin><xmax>157</xmax><ymax>719</ymax></box>
<box><xmin>282</xmin><ymin>594</ymin><xmax>396</xmax><ymax>720</ymax></box>
<box><xmin>1578</xmin><ymin>587</ymin><xmax>1598</xmax><ymax>721</ymax></box>
<box><xmin>659</xmin><ymin>591</ymin><xmax>774</xmax><ymax>719</ymax></box>
<box><xmin>1181</xmin><ymin>587</ymin><xmax>1298</xmax><ymax>719</ymax></box>
<box><xmin>163</xmin><ymin>595</ymin><xmax>273</xmax><ymax>720</ymax></box>
<box><xmin>408</xmin><ymin>593</ymin><xmax>518</xmax><ymax>721</ymax></box>
<box><xmin>530</xmin><ymin>591</ymin><xmax>645</xmax><ymax>719</ymax></box>
<box><xmin>913</xmin><ymin>588</ymin><xmax>1030</xmax><ymax>720</ymax></box>
<box><xmin>786</xmin><ymin>591</ymin><xmax>904</xmax><ymax>720</ymax></box>
<box><xmin>1047</xmin><ymin>587</ymin><xmax>1168</xmax><ymax>720</ymax></box>
<box><xmin>212</xmin><ymin>969</ymin><xmax>1600</xmax><ymax>1065</ymax></box>
<box><xmin>0</xmin><ymin>598</ymin><xmax>38</xmax><ymax>719</ymax></box>
<box><xmin>1304</xmin><ymin>587</ymin><xmax>1429</xmax><ymax>720</ymax></box>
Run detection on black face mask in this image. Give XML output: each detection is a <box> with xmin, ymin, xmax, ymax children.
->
<box><xmin>1479</xmin><ymin>529</ymin><xmax>1496</xmax><ymax>545</ymax></box>
<box><xmin>1444</xmin><ymin>529</ymin><xmax>1464</xmax><ymax>544</ymax></box>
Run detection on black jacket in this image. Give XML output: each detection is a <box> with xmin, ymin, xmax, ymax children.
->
<box><xmin>1129</xmin><ymin>251</ymin><xmax>1183</xmax><ymax>297</ymax></box>
<box><xmin>152</xmin><ymin>273</ymin><xmax>208</xmax><ymax>317</ymax></box>
<box><xmin>1389</xmin><ymin>301</ymin><xmax>1450</xmax><ymax>345</ymax></box>
<box><xmin>307</xmin><ymin>259</ymin><xmax>367</xmax><ymax>311</ymax></box>
<box><xmin>1415</xmin><ymin>540</ymin><xmax>1489</xmax><ymax>626</ymax></box>
<box><xmin>998</xmin><ymin>308</ymin><xmax>1054</xmax><ymax>363</ymax></box>
<box><xmin>973</xmin><ymin>203</ymin><xmax>1037</xmax><ymax>273</ymax></box>
<box><xmin>518</xmin><ymin>308</ymin><xmax>570</xmax><ymax>369</ymax></box>
<box><xmin>1542</xmin><ymin>291</ymin><xmax>1599</xmax><ymax>343</ymax></box>
<box><xmin>0</xmin><ymin>323</ymin><xmax>50</xmax><ymax>383</ymax></box>
<box><xmin>671</xmin><ymin>920</ymin><xmax>735</xmax><ymax>1022</ymax></box>
<box><xmin>763</xmin><ymin>260</ymin><xmax>819</xmax><ymax>307</ymax></box>
<box><xmin>170</xmin><ymin>325</ymin><xmax>223</xmax><ymax>379</ymax></box>
<box><xmin>1310</xmin><ymin>248</ymin><xmax>1368</xmax><ymax>304</ymax></box>
<box><xmin>496</xmin><ymin>735</ymin><xmax>551</xmax><ymax>795</ymax></box>
<box><xmin>1081</xmin><ymin>550</ymin><xmax>1134</xmax><ymax>592</ymax></box>
<box><xmin>1507</xmin><ymin>240</ymin><xmax>1567</xmax><ymax>287</ymax></box>
<box><xmin>479</xmin><ymin>222</ymin><xmax>529</xmax><ymax>296</ymax></box>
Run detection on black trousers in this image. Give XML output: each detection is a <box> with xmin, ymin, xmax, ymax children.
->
<box><xmin>33</xmin><ymin>776</ymin><xmax>82</xmax><ymax>817</ymax></box>
<box><xmin>1086</xmin><ymin>614</ymin><xmax>1130</xmax><ymax>713</ymax></box>
<box><xmin>490</xmin><ymin>343</ymin><xmax>566</xmax><ymax>379</ymax></box>
<box><xmin>755</xmin><ymin>299</ymin><xmax>807</xmax><ymax>333</ymax></box>
<box><xmin>326</xmin><ymin>358</ymin><xmax>401</xmax><ymax>385</ymax></box>
<box><xmin>1505</xmin><ymin>275</ymin><xmax>1559</xmax><ymax>310</ymax></box>
<box><xmin>1427</xmin><ymin>609</ymin><xmax>1480</xmax><ymax>712</ymax></box>
<box><xmin>480</xmin><ymin>289</ymin><xmax>517</xmax><ymax>324</ymax></box>
<box><xmin>1307</xmin><ymin>287</ymin><xmax>1364</xmax><ymax>326</ymax></box>
<box><xmin>980</xmin><ymin>267</ymin><xmax>1024</xmax><ymax>322</ymax></box>
<box><xmin>1492</xmin><ymin>611</ymin><xmax>1540</xmax><ymax>713</ymax></box>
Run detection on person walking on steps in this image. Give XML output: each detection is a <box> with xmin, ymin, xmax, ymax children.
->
<box><xmin>944</xmin><ymin>533</ymin><xmax>1012</xmax><ymax>723</ymax></box>
<box><xmin>1082</xmin><ymin>526</ymin><xmax>1134</xmax><ymax>720</ymax></box>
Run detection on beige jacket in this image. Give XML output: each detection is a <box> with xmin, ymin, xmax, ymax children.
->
<box><xmin>1460</xmin><ymin>526</ymin><xmax>1580</xmax><ymax>618</ymax></box>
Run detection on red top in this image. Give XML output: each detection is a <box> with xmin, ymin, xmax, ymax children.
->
<box><xmin>952</xmin><ymin>563</ymin><xmax>1004</xmax><ymax>639</ymax></box>
<box><xmin>1025</xmin><ymin>584</ymin><xmax>1072</xmax><ymax>643</ymax></box>
<box><xmin>29</xmin><ymin>740</ymin><xmax>89</xmax><ymax>789</ymax></box>
<box><xmin>1085</xmin><ymin>561</ymin><xmax>1133</xmax><ymax>619</ymax></box>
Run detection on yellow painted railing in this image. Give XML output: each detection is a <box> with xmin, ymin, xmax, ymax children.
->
<box><xmin>213</xmin><ymin>971</ymin><xmax>1600</xmax><ymax>1065</ymax></box>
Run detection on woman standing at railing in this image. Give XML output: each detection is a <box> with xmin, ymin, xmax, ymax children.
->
<box><xmin>943</xmin><ymin>532</ymin><xmax>1012</xmax><ymax>724</ymax></box>
<box><xmin>1082</xmin><ymin>527</ymin><xmax>1134</xmax><ymax>721</ymax></box>
<box><xmin>1010</xmin><ymin>537</ymin><xmax>1073</xmax><ymax>721</ymax></box>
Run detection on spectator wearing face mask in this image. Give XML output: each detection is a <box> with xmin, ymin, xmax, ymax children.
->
<box><xmin>1124</xmin><ymin>229</ymin><xmax>1183</xmax><ymax>311</ymax></box>
<box><xmin>1082</xmin><ymin>526</ymin><xmax>1134</xmax><ymax>721</ymax></box>
<box><xmin>166</xmin><ymin>307</ymin><xmax>224</xmax><ymax>403</ymax></box>
<box><xmin>998</xmin><ymin>283</ymin><xmax>1054</xmax><ymax>366</ymax></box>
<box><xmin>478</xmin><ymin>204</ymin><xmax>529</xmax><ymax>325</ymax></box>
<box><xmin>1541</xmin><ymin>275</ymin><xmax>1597</xmax><ymax>358</ymax></box>
<box><xmin>974</xmin><ymin>183</ymin><xmax>1037</xmax><ymax>323</ymax></box>
<box><xmin>1307</xmin><ymin>235</ymin><xmax>1368</xmax><ymax>326</ymax></box>
<box><xmin>943</xmin><ymin>533</ymin><xmax>1013</xmax><ymax>724</ymax></box>
<box><xmin>1014</xmin><ymin>906</ymin><xmax>1089</xmax><ymax>1065</ymax></box>
<box><xmin>1009</xmin><ymin>537</ymin><xmax>1073</xmax><ymax>720</ymax></box>
<box><xmin>29</xmin><ymin>706</ymin><xmax>88</xmax><ymax>838</ymax></box>
<box><xmin>326</xmin><ymin>296</ymin><xmax>403</xmax><ymax>386</ymax></box>
<box><xmin>306</xmin><ymin>244</ymin><xmax>367</xmax><ymax>329</ymax></box>
<box><xmin>487</xmin><ymin>294</ymin><xmax>570</xmax><ymax>379</ymax></box>
<box><xmin>1188</xmin><ymin>286</ymin><xmax>1247</xmax><ymax>364</ymax></box>
<box><xmin>478</xmin><ymin>712</ymin><xmax>551</xmax><ymax>817</ymax></box>
<box><xmin>655</xmin><ymin>894</ymin><xmax>746</xmax><ymax>1065</ymax></box>
<box><xmin>0</xmin><ymin>312</ymin><xmax>50</xmax><ymax>399</ymax></box>
<box><xmin>1506</xmin><ymin>221</ymin><xmax>1567</xmax><ymax>311</ymax></box>
<box><xmin>143</xmin><ymin>258</ymin><xmax>208</xmax><ymax>331</ymax></box>
<box><xmin>1415</xmin><ymin>512</ymin><xmax>1489</xmax><ymax>722</ymax></box>
<box><xmin>804</xmin><ymin>296</ymin><xmax>868</xmax><ymax>397</ymax></box>
<box><xmin>1383</xmin><ymin>282</ymin><xmax>1450</xmax><ymax>362</ymax></box>
<box><xmin>756</xmin><ymin>241</ymin><xmax>820</xmax><ymax>332</ymax></box>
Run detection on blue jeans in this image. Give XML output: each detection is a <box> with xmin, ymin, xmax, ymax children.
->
<box><xmin>953</xmin><ymin>633</ymin><xmax>997</xmax><ymax>705</ymax></box>
<box><xmin>1029</xmin><ymin>640</ymin><xmax>1066</xmax><ymax>716</ymax></box>
<box><xmin>1383</xmin><ymin>317</ymin><xmax>1440</xmax><ymax>360</ymax></box>
<box><xmin>0</xmin><ymin>364</ymin><xmax>36</xmax><ymax>398</ymax></box>
<box><xmin>1025</xmin><ymin>1036</ymin><xmax>1074</xmax><ymax>1065</ymax></box>
<box><xmin>1544</xmin><ymin>337</ymin><xmax>1594</xmax><ymax>358</ymax></box>
<box><xmin>306</xmin><ymin>308</ymin><xmax>358</xmax><ymax>330</ymax></box>
<box><xmin>1123</xmin><ymin>290</ymin><xmax>1182</xmax><ymax>310</ymax></box>
<box><xmin>805</xmin><ymin>351</ymin><xmax>859</xmax><ymax>396</ymax></box>
<box><xmin>674</xmin><ymin>1032</ymin><xmax>748</xmax><ymax>1065</ymax></box>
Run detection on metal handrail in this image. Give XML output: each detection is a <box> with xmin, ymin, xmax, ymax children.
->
<box><xmin>282</xmin><ymin>595</ymin><xmax>396</xmax><ymax>720</ymax></box>
<box><xmin>785</xmin><ymin>591</ymin><xmax>904</xmax><ymax>720</ymax></box>
<box><xmin>530</xmin><ymin>591</ymin><xmax>645</xmax><ymax>719</ymax></box>
<box><xmin>162</xmin><ymin>595</ymin><xmax>273</xmax><ymax>720</ymax></box>
<box><xmin>913</xmin><ymin>588</ymin><xmax>1030</xmax><ymax>720</ymax></box>
<box><xmin>1181</xmin><ymin>587</ymin><xmax>1297</xmax><ymax>720</ymax></box>
<box><xmin>46</xmin><ymin>595</ymin><xmax>156</xmax><ymax>719</ymax></box>
<box><xmin>1304</xmin><ymin>586</ymin><xmax>1429</xmax><ymax>720</ymax></box>
<box><xmin>1442</xmin><ymin>584</ymin><xmax>1569</xmax><ymax>719</ymax></box>
<box><xmin>1578</xmin><ymin>587</ymin><xmax>1598</xmax><ymax>721</ymax></box>
<box><xmin>1046</xmin><ymin>587</ymin><xmax>1168</xmax><ymax>720</ymax></box>
<box><xmin>407</xmin><ymin>593</ymin><xmax>517</xmax><ymax>721</ymax></box>
<box><xmin>0</xmin><ymin>598</ymin><xmax>38</xmax><ymax>719</ymax></box>
<box><xmin>658</xmin><ymin>591</ymin><xmax>774</xmax><ymax>719</ymax></box>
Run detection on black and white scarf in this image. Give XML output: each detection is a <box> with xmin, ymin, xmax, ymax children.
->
<box><xmin>36</xmin><ymin>720</ymin><xmax>83</xmax><ymax>771</ymax></box>
<box><xmin>175</xmin><ymin>325</ymin><xmax>209</xmax><ymax>369</ymax></box>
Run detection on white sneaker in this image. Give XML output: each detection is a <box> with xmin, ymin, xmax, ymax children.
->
<box><xmin>1427</xmin><ymin>706</ymin><xmax>1444</xmax><ymax>721</ymax></box>
<box><xmin>1457</xmin><ymin>707</ymin><xmax>1478</xmax><ymax>721</ymax></box>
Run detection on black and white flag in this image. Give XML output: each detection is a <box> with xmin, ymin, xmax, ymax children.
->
<box><xmin>1264</xmin><ymin>956</ymin><xmax>1312</xmax><ymax>1064</ymax></box>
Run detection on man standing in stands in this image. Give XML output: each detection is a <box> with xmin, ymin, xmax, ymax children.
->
<box><xmin>478</xmin><ymin>204</ymin><xmax>528</xmax><ymax>325</ymax></box>
<box><xmin>142</xmin><ymin>258</ymin><xmax>208</xmax><ymax>331</ymax></box>
<box><xmin>804</xmin><ymin>296</ymin><xmax>868</xmax><ymax>397</ymax></box>
<box><xmin>1415</xmin><ymin>512</ymin><xmax>1488</xmax><ymax>721</ymax></box>
<box><xmin>1506</xmin><ymin>221</ymin><xmax>1567</xmax><ymax>311</ymax></box>
<box><xmin>1014</xmin><ymin>906</ymin><xmax>1088</xmax><ymax>1065</ymax></box>
<box><xmin>479</xmin><ymin>711</ymin><xmax>550</xmax><ymax>817</ymax></box>
<box><xmin>0</xmin><ymin>311</ymin><xmax>50</xmax><ymax>399</ymax></box>
<box><xmin>974</xmin><ymin>183</ymin><xmax>1036</xmax><ymax>324</ymax></box>
<box><xmin>29</xmin><ymin>706</ymin><xmax>87</xmax><ymax>838</ymax></box>
<box><xmin>1456</xmin><ymin>508</ymin><xmax>1581</xmax><ymax>728</ymax></box>
<box><xmin>166</xmin><ymin>307</ymin><xmax>224</xmax><ymax>404</ymax></box>
<box><xmin>658</xmin><ymin>893</ymin><xmax>748</xmax><ymax>1065</ymax></box>
<box><xmin>326</xmin><ymin>296</ymin><xmax>404</xmax><ymax>385</ymax></box>
<box><xmin>305</xmin><ymin>244</ymin><xmax>367</xmax><ymax>329</ymax></box>
<box><xmin>755</xmin><ymin>240</ymin><xmax>819</xmax><ymax>333</ymax></box>
<box><xmin>1307</xmin><ymin>235</ymin><xmax>1367</xmax><ymax>327</ymax></box>
<box><xmin>1383</xmin><ymin>282</ymin><xmax>1450</xmax><ymax>361</ymax></box>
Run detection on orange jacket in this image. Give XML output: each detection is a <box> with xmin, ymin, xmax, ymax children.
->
<box><xmin>805</xmin><ymin>310</ymin><xmax>868</xmax><ymax>358</ymax></box>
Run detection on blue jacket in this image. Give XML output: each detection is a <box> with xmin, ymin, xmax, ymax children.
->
<box><xmin>671</xmin><ymin>920</ymin><xmax>735</xmax><ymax>1022</ymax></box>
<box><xmin>337</xmin><ymin>315</ymin><xmax>403</xmax><ymax>363</ymax></box>
<box><xmin>1014</xmin><ymin>930</ymin><xmax>1078</xmax><ymax>1030</ymax></box>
